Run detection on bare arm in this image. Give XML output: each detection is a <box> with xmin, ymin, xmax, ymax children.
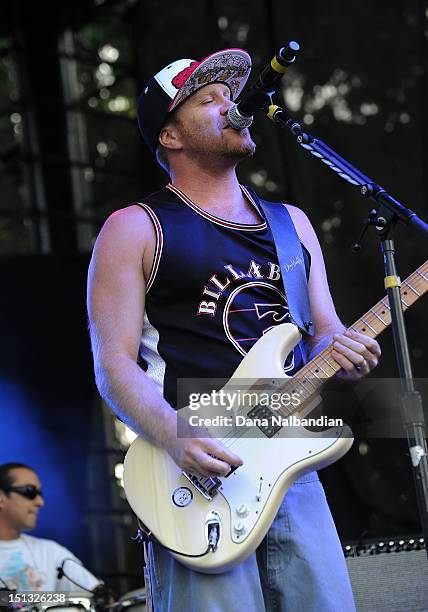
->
<box><xmin>286</xmin><ymin>204</ymin><xmax>381</xmax><ymax>378</ymax></box>
<box><xmin>87</xmin><ymin>205</ymin><xmax>242</xmax><ymax>476</ymax></box>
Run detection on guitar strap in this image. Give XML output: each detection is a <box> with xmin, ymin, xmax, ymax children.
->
<box><xmin>244</xmin><ymin>186</ymin><xmax>314</xmax><ymax>339</ymax></box>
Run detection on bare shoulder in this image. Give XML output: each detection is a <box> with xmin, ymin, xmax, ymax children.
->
<box><xmin>90</xmin><ymin>204</ymin><xmax>157</xmax><ymax>285</ymax></box>
<box><xmin>96</xmin><ymin>204</ymin><xmax>155</xmax><ymax>249</ymax></box>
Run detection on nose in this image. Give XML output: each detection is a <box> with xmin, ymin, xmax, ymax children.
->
<box><xmin>35</xmin><ymin>494</ymin><xmax>44</xmax><ymax>508</ymax></box>
<box><xmin>220</xmin><ymin>96</ymin><xmax>234</xmax><ymax>114</ymax></box>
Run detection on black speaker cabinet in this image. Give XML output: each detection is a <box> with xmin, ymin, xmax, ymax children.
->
<box><xmin>345</xmin><ymin>541</ymin><xmax>428</xmax><ymax>611</ymax></box>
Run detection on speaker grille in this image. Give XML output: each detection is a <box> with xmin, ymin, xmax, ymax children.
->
<box><xmin>346</xmin><ymin>548</ymin><xmax>428</xmax><ymax>611</ymax></box>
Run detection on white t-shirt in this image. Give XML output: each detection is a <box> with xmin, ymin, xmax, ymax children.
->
<box><xmin>0</xmin><ymin>534</ymin><xmax>100</xmax><ymax>591</ymax></box>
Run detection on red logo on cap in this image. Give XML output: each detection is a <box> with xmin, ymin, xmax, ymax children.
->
<box><xmin>172</xmin><ymin>61</ymin><xmax>200</xmax><ymax>89</ymax></box>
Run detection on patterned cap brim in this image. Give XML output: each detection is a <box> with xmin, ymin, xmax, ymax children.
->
<box><xmin>168</xmin><ymin>48</ymin><xmax>252</xmax><ymax>112</ymax></box>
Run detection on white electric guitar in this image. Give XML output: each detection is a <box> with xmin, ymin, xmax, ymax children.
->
<box><xmin>123</xmin><ymin>261</ymin><xmax>428</xmax><ymax>573</ymax></box>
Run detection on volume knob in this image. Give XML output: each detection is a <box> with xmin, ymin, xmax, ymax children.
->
<box><xmin>234</xmin><ymin>521</ymin><xmax>245</xmax><ymax>534</ymax></box>
<box><xmin>236</xmin><ymin>504</ymin><xmax>249</xmax><ymax>517</ymax></box>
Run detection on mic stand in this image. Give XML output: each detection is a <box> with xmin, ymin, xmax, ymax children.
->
<box><xmin>268</xmin><ymin>104</ymin><xmax>428</xmax><ymax>558</ymax></box>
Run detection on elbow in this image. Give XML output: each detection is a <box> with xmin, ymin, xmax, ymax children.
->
<box><xmin>93</xmin><ymin>352</ymin><xmax>132</xmax><ymax>402</ymax></box>
<box><xmin>93</xmin><ymin>355</ymin><xmax>116</xmax><ymax>402</ymax></box>
<box><xmin>94</xmin><ymin>362</ymin><xmax>109</xmax><ymax>400</ymax></box>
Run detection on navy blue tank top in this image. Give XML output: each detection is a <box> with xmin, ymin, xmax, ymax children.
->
<box><xmin>137</xmin><ymin>183</ymin><xmax>311</xmax><ymax>407</ymax></box>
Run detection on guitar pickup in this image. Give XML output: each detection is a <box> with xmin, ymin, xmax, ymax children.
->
<box><xmin>247</xmin><ymin>405</ymin><xmax>282</xmax><ymax>438</ymax></box>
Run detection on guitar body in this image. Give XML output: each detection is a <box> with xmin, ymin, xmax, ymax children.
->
<box><xmin>124</xmin><ymin>322</ymin><xmax>353</xmax><ymax>573</ymax></box>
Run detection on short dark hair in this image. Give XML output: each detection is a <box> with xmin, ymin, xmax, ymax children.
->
<box><xmin>0</xmin><ymin>463</ymin><xmax>35</xmax><ymax>495</ymax></box>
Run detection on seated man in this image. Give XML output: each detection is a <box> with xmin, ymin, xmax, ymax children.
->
<box><xmin>0</xmin><ymin>462</ymin><xmax>101</xmax><ymax>592</ymax></box>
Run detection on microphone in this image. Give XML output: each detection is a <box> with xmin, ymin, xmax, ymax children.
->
<box><xmin>57</xmin><ymin>558</ymin><xmax>98</xmax><ymax>594</ymax></box>
<box><xmin>227</xmin><ymin>41</ymin><xmax>300</xmax><ymax>130</ymax></box>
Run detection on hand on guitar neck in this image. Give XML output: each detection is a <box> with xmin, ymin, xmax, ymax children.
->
<box><xmin>332</xmin><ymin>329</ymin><xmax>381</xmax><ymax>379</ymax></box>
<box><xmin>310</xmin><ymin>328</ymin><xmax>381</xmax><ymax>380</ymax></box>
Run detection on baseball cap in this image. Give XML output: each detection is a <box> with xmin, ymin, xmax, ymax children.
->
<box><xmin>137</xmin><ymin>48</ymin><xmax>252</xmax><ymax>154</ymax></box>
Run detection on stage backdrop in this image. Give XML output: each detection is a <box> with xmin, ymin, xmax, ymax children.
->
<box><xmin>0</xmin><ymin>254</ymin><xmax>95</xmax><ymax>563</ymax></box>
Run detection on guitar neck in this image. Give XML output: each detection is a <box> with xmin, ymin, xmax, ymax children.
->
<box><xmin>281</xmin><ymin>260</ymin><xmax>428</xmax><ymax>409</ymax></box>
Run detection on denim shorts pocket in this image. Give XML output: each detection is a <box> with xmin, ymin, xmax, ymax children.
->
<box><xmin>265</xmin><ymin>495</ymin><xmax>293</xmax><ymax>576</ymax></box>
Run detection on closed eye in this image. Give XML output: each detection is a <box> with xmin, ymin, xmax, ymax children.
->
<box><xmin>198</xmin><ymin>88</ymin><xmax>231</xmax><ymax>105</ymax></box>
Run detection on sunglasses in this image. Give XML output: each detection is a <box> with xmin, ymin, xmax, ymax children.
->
<box><xmin>5</xmin><ymin>485</ymin><xmax>44</xmax><ymax>500</ymax></box>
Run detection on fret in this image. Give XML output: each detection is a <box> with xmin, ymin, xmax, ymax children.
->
<box><xmin>380</xmin><ymin>299</ymin><xmax>391</xmax><ymax>311</ymax></box>
<box><xmin>296</xmin><ymin>387</ymin><xmax>311</xmax><ymax>403</ymax></box>
<box><xmin>307</xmin><ymin>367</ymin><xmax>321</xmax><ymax>381</ymax></box>
<box><xmin>319</xmin><ymin>352</ymin><xmax>337</xmax><ymax>372</ymax></box>
<box><xmin>282</xmin><ymin>377</ymin><xmax>311</xmax><ymax>401</ymax></box>
<box><xmin>370</xmin><ymin>307</ymin><xmax>387</xmax><ymax>325</ymax></box>
<box><xmin>283</xmin><ymin>379</ymin><xmax>309</xmax><ymax>400</ymax></box>
<box><xmin>299</xmin><ymin>373</ymin><xmax>318</xmax><ymax>391</ymax></box>
<box><xmin>278</xmin><ymin>261</ymin><xmax>427</xmax><ymax>423</ymax></box>
<box><xmin>358</xmin><ymin>318</ymin><xmax>377</xmax><ymax>334</ymax></box>
<box><xmin>297</xmin><ymin>371</ymin><xmax>316</xmax><ymax>389</ymax></box>
<box><xmin>402</xmin><ymin>280</ymin><xmax>420</xmax><ymax>297</ymax></box>
<box><xmin>313</xmin><ymin>360</ymin><xmax>329</xmax><ymax>376</ymax></box>
<box><xmin>296</xmin><ymin>386</ymin><xmax>308</xmax><ymax>400</ymax></box>
<box><xmin>381</xmin><ymin>293</ymin><xmax>410</xmax><ymax>310</ymax></box>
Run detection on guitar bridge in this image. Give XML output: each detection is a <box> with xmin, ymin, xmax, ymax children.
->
<box><xmin>182</xmin><ymin>472</ymin><xmax>222</xmax><ymax>500</ymax></box>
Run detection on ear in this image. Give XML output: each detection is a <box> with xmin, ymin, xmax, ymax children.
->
<box><xmin>159</xmin><ymin>123</ymin><xmax>183</xmax><ymax>152</ymax></box>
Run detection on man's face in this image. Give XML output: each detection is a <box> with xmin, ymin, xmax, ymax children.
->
<box><xmin>171</xmin><ymin>83</ymin><xmax>256</xmax><ymax>164</ymax></box>
<box><xmin>0</xmin><ymin>468</ymin><xmax>44</xmax><ymax>534</ymax></box>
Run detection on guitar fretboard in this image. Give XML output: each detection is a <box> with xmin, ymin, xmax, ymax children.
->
<box><xmin>277</xmin><ymin>260</ymin><xmax>428</xmax><ymax>417</ymax></box>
